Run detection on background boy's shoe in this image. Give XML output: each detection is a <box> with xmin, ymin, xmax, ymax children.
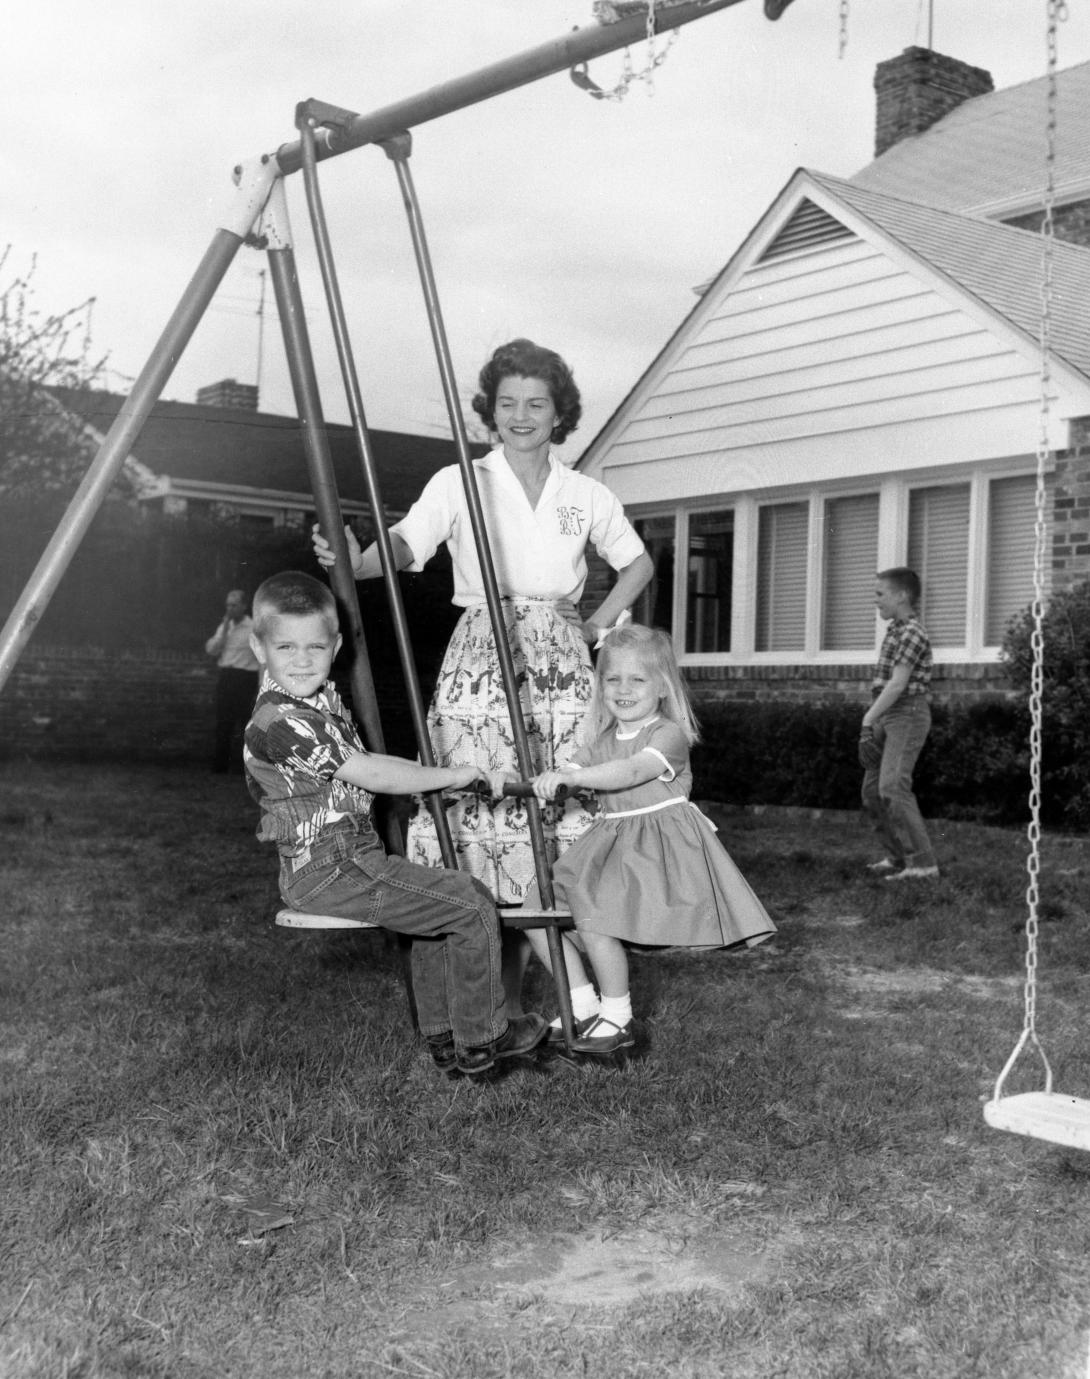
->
<box><xmin>547</xmin><ymin>1014</ymin><xmax>597</xmax><ymax>1046</ymax></box>
<box><xmin>886</xmin><ymin>865</ymin><xmax>939</xmax><ymax>882</ymax></box>
<box><xmin>867</xmin><ymin>858</ymin><xmax>901</xmax><ymax>874</ymax></box>
<box><xmin>457</xmin><ymin>1013</ymin><xmax>548</xmax><ymax>1075</ymax></box>
<box><xmin>426</xmin><ymin>1032</ymin><xmax>459</xmax><ymax>1076</ymax></box>
<box><xmin>570</xmin><ymin>1016</ymin><xmax>636</xmax><ymax>1055</ymax></box>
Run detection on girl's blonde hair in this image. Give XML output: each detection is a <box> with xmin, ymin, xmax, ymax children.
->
<box><xmin>591</xmin><ymin>624</ymin><xmax>699</xmax><ymax>745</ymax></box>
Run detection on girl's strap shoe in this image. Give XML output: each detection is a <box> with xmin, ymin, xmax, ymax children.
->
<box><xmin>570</xmin><ymin>1016</ymin><xmax>636</xmax><ymax>1055</ymax></box>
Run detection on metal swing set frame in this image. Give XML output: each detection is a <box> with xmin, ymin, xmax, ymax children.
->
<box><xmin>3</xmin><ymin>0</ymin><xmax>1079</xmax><ymax>1103</ymax></box>
<box><xmin>0</xmin><ymin>0</ymin><xmax>752</xmax><ymax>1053</ymax></box>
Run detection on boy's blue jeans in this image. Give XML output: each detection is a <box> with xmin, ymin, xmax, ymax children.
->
<box><xmin>861</xmin><ymin>696</ymin><xmax>937</xmax><ymax>870</ymax></box>
<box><xmin>279</xmin><ymin>829</ymin><xmax>506</xmax><ymax>1051</ymax></box>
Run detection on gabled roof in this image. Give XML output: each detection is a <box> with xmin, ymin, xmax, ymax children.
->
<box><xmin>808</xmin><ymin>172</ymin><xmax>1090</xmax><ymax>381</ymax></box>
<box><xmin>45</xmin><ymin>386</ymin><xmax>476</xmax><ymax>513</ymax></box>
<box><xmin>850</xmin><ymin>60</ymin><xmax>1090</xmax><ymax>217</ymax></box>
<box><xmin>581</xmin><ymin>166</ymin><xmax>1090</xmax><ymax>471</ymax></box>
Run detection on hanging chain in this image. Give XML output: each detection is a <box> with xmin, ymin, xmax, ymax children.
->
<box><xmin>1022</xmin><ymin>0</ymin><xmax>1065</xmax><ymax>1038</ymax></box>
<box><xmin>838</xmin><ymin>0</ymin><xmax>849</xmax><ymax>58</ymax></box>
<box><xmin>588</xmin><ymin>0</ymin><xmax>680</xmax><ymax>100</ymax></box>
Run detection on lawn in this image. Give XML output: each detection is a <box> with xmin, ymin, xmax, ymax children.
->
<box><xmin>2</xmin><ymin>762</ymin><xmax>1090</xmax><ymax>1378</ymax></box>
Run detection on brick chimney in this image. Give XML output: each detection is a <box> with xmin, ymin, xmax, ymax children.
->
<box><xmin>196</xmin><ymin>378</ymin><xmax>259</xmax><ymax>411</ymax></box>
<box><xmin>874</xmin><ymin>47</ymin><xmax>993</xmax><ymax>157</ymax></box>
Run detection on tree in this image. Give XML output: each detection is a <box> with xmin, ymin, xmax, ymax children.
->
<box><xmin>0</xmin><ymin>246</ymin><xmax>129</xmax><ymax>500</ymax></box>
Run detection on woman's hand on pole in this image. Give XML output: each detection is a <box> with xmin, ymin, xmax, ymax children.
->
<box><xmin>311</xmin><ymin>522</ymin><xmax>362</xmax><ymax>578</ymax></box>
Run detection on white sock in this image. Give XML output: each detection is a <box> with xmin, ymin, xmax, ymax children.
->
<box><xmin>588</xmin><ymin>994</ymin><xmax>632</xmax><ymax>1036</ymax></box>
<box><xmin>549</xmin><ymin>983</ymin><xmax>599</xmax><ymax>1029</ymax></box>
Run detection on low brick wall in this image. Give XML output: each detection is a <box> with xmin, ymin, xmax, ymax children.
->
<box><xmin>684</xmin><ymin>660</ymin><xmax>1012</xmax><ymax>709</ymax></box>
<box><xmin>0</xmin><ymin>645</ymin><xmax>428</xmax><ymax>764</ymax></box>
<box><xmin>0</xmin><ymin>646</ymin><xmax>219</xmax><ymax>763</ymax></box>
<box><xmin>0</xmin><ymin>643</ymin><xmax>1014</xmax><ymax>765</ymax></box>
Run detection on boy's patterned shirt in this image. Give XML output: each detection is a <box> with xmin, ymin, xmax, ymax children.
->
<box><xmin>244</xmin><ymin>674</ymin><xmax>376</xmax><ymax>856</ymax></box>
<box><xmin>873</xmin><ymin>616</ymin><xmax>932</xmax><ymax>697</ymax></box>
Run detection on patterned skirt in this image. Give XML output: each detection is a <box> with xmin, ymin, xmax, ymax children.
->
<box><xmin>406</xmin><ymin>600</ymin><xmax>596</xmax><ymax>904</ymax></box>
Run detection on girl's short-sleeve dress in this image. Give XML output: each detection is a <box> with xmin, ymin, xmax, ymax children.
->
<box><xmin>551</xmin><ymin>718</ymin><xmax>776</xmax><ymax>949</ymax></box>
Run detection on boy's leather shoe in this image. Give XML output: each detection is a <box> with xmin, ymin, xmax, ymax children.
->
<box><xmin>426</xmin><ymin>1032</ymin><xmax>459</xmax><ymax>1076</ymax></box>
<box><xmin>457</xmin><ymin>1013</ymin><xmax>548</xmax><ymax>1075</ymax></box>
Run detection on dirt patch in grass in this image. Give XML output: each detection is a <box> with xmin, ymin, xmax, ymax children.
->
<box><xmin>383</xmin><ymin>1210</ymin><xmax>773</xmax><ymax>1339</ymax></box>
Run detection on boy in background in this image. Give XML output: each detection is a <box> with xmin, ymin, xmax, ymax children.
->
<box><xmin>243</xmin><ymin>570</ymin><xmax>546</xmax><ymax>1076</ymax></box>
<box><xmin>859</xmin><ymin>567</ymin><xmax>939</xmax><ymax>881</ymax></box>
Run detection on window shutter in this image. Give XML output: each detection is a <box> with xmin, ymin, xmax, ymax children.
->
<box><xmin>822</xmin><ymin>494</ymin><xmax>879</xmax><ymax>650</ymax></box>
<box><xmin>987</xmin><ymin>474</ymin><xmax>1051</xmax><ymax>645</ymax></box>
<box><xmin>756</xmin><ymin>503</ymin><xmax>808</xmax><ymax>651</ymax></box>
<box><xmin>908</xmin><ymin>484</ymin><xmax>970</xmax><ymax>647</ymax></box>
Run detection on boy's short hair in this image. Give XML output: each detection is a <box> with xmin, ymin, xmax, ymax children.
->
<box><xmin>877</xmin><ymin>566</ymin><xmax>921</xmax><ymax>608</ymax></box>
<box><xmin>252</xmin><ymin>571</ymin><xmax>339</xmax><ymax>637</ymax></box>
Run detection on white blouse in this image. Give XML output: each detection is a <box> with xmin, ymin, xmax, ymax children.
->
<box><xmin>391</xmin><ymin>448</ymin><xmax>646</xmax><ymax>607</ymax></box>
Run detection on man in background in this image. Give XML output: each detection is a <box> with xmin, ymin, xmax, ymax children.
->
<box><xmin>206</xmin><ymin>589</ymin><xmax>260</xmax><ymax>773</ymax></box>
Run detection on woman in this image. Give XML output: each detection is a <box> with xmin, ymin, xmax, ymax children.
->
<box><xmin>313</xmin><ymin>338</ymin><xmax>653</xmax><ymax>980</ymax></box>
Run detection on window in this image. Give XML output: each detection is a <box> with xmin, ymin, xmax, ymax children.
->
<box><xmin>987</xmin><ymin>473</ymin><xmax>1047</xmax><ymax>645</ymax></box>
<box><xmin>686</xmin><ymin>510</ymin><xmax>733</xmax><ymax>653</ymax></box>
<box><xmin>822</xmin><ymin>494</ymin><xmax>878</xmax><ymax>651</ymax></box>
<box><xmin>633</xmin><ymin>515</ymin><xmax>676</xmax><ymax>634</ymax></box>
<box><xmin>908</xmin><ymin>484</ymin><xmax>970</xmax><ymax>647</ymax></box>
<box><xmin>756</xmin><ymin>502</ymin><xmax>808</xmax><ymax>651</ymax></box>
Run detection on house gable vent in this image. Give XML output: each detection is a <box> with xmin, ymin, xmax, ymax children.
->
<box><xmin>759</xmin><ymin>200</ymin><xmax>854</xmax><ymax>261</ymax></box>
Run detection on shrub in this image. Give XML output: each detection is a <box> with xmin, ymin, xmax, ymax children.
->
<box><xmin>1001</xmin><ymin>579</ymin><xmax>1090</xmax><ymax>830</ymax></box>
<box><xmin>692</xmin><ymin>696</ymin><xmax>1034</xmax><ymax>827</ymax></box>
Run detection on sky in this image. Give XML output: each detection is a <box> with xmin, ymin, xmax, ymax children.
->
<box><xmin>4</xmin><ymin>0</ymin><xmax>1090</xmax><ymax>464</ymax></box>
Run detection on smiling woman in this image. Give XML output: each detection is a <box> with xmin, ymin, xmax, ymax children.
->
<box><xmin>312</xmin><ymin>336</ymin><xmax>653</xmax><ymax>1009</ymax></box>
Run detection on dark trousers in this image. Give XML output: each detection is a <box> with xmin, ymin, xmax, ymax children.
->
<box><xmin>213</xmin><ymin>668</ymin><xmax>259</xmax><ymax>773</ymax></box>
<box><xmin>279</xmin><ymin>831</ymin><xmax>506</xmax><ymax>1051</ymax></box>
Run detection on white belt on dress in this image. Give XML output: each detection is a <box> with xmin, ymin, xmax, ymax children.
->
<box><xmin>601</xmin><ymin>796</ymin><xmax>717</xmax><ymax>831</ymax></box>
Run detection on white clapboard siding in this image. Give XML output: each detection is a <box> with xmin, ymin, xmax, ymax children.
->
<box><xmin>604</xmin><ymin>235</ymin><xmax>1050</xmax><ymax>490</ymax></box>
<box><xmin>654</xmin><ymin>312</ymin><xmax>982</xmax><ymax>397</ymax></box>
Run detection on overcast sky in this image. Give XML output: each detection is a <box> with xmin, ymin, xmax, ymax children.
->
<box><xmin>4</xmin><ymin>1</ymin><xmax>1089</xmax><ymax>462</ymax></box>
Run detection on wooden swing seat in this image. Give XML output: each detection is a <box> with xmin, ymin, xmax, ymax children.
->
<box><xmin>984</xmin><ymin>1092</ymin><xmax>1090</xmax><ymax>1152</ymax></box>
<box><xmin>275</xmin><ymin>908</ymin><xmax>376</xmax><ymax>930</ymax></box>
<box><xmin>275</xmin><ymin>907</ymin><xmax>573</xmax><ymax>933</ymax></box>
<box><xmin>499</xmin><ymin>906</ymin><xmax>574</xmax><ymax>932</ymax></box>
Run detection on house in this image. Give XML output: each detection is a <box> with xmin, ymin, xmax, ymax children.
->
<box><xmin>579</xmin><ymin>50</ymin><xmax>1090</xmax><ymax>704</ymax></box>
<box><xmin>44</xmin><ymin>381</ymin><xmax>484</xmax><ymax>532</ymax></box>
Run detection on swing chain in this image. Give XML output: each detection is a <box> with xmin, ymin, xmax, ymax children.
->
<box><xmin>1021</xmin><ymin>0</ymin><xmax>1065</xmax><ymax>1041</ymax></box>
<box><xmin>838</xmin><ymin>0</ymin><xmax>849</xmax><ymax>59</ymax></box>
<box><xmin>588</xmin><ymin>0</ymin><xmax>680</xmax><ymax>100</ymax></box>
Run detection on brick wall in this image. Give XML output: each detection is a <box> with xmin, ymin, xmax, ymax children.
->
<box><xmin>1004</xmin><ymin>200</ymin><xmax>1090</xmax><ymax>248</ymax></box>
<box><xmin>1052</xmin><ymin>419</ymin><xmax>1090</xmax><ymax>594</ymax></box>
<box><xmin>874</xmin><ymin>47</ymin><xmax>993</xmax><ymax>157</ymax></box>
<box><xmin>0</xmin><ymin>645</ymin><xmax>433</xmax><ymax>764</ymax></box>
<box><xmin>0</xmin><ymin>646</ymin><xmax>219</xmax><ymax>763</ymax></box>
<box><xmin>684</xmin><ymin>660</ymin><xmax>1011</xmax><ymax>711</ymax></box>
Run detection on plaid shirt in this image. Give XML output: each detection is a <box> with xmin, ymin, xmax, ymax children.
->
<box><xmin>244</xmin><ymin>674</ymin><xmax>377</xmax><ymax>857</ymax></box>
<box><xmin>873</xmin><ymin>616</ymin><xmax>932</xmax><ymax>698</ymax></box>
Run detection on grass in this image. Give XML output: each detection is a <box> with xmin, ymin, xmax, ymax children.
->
<box><xmin>3</xmin><ymin>763</ymin><xmax>1090</xmax><ymax>1378</ymax></box>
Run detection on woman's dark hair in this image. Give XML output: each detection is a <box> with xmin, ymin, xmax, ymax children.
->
<box><xmin>471</xmin><ymin>338</ymin><xmax>582</xmax><ymax>443</ymax></box>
